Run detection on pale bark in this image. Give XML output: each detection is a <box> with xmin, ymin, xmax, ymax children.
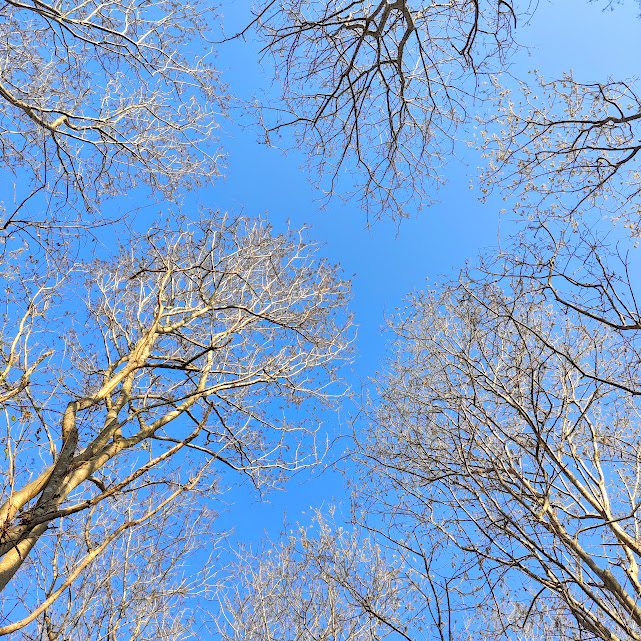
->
<box><xmin>0</xmin><ymin>214</ymin><xmax>352</xmax><ymax>638</ymax></box>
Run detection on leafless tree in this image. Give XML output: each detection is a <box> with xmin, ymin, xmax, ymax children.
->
<box><xmin>211</xmin><ymin>224</ymin><xmax>641</xmax><ymax>641</ymax></box>
<box><xmin>0</xmin><ymin>213</ymin><xmax>352</xmax><ymax>637</ymax></box>
<box><xmin>4</xmin><ymin>0</ymin><xmax>633</xmax><ymax>232</ymax></box>
<box><xmin>0</xmin><ymin>0</ymin><xmax>225</xmax><ymax>228</ymax></box>
<box><xmin>480</xmin><ymin>73</ymin><xmax>641</xmax><ymax>234</ymax></box>
<box><xmin>249</xmin><ymin>0</ymin><xmax>522</xmax><ymax>221</ymax></box>
<box><xmin>216</xmin><ymin>509</ymin><xmax>435</xmax><ymax>641</ymax></box>
<box><xmin>359</xmin><ymin>222</ymin><xmax>641</xmax><ymax>640</ymax></box>
<box><xmin>18</xmin><ymin>486</ymin><xmax>220</xmax><ymax>641</ymax></box>
<box><xmin>234</xmin><ymin>1</ymin><xmax>641</xmax><ymax>226</ymax></box>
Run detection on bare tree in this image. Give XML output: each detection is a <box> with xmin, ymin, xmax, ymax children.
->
<box><xmin>212</xmin><ymin>224</ymin><xmax>641</xmax><ymax>641</ymax></box>
<box><xmin>359</xmin><ymin>223</ymin><xmax>641</xmax><ymax>640</ymax></box>
<box><xmin>249</xmin><ymin>0</ymin><xmax>521</xmax><ymax>221</ymax></box>
<box><xmin>4</xmin><ymin>0</ymin><xmax>633</xmax><ymax>231</ymax></box>
<box><xmin>0</xmin><ymin>213</ymin><xmax>352</xmax><ymax>637</ymax></box>
<box><xmin>480</xmin><ymin>73</ymin><xmax>641</xmax><ymax>234</ymax></box>
<box><xmin>0</xmin><ymin>0</ymin><xmax>225</xmax><ymax>227</ymax></box>
<box><xmin>216</xmin><ymin>509</ymin><xmax>433</xmax><ymax>641</ymax></box>
<box><xmin>234</xmin><ymin>1</ymin><xmax>641</xmax><ymax>226</ymax></box>
<box><xmin>19</xmin><ymin>487</ymin><xmax>220</xmax><ymax>641</ymax></box>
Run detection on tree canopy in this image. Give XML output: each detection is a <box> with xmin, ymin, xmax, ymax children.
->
<box><xmin>1</xmin><ymin>1</ymin><xmax>640</xmax><ymax>639</ymax></box>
